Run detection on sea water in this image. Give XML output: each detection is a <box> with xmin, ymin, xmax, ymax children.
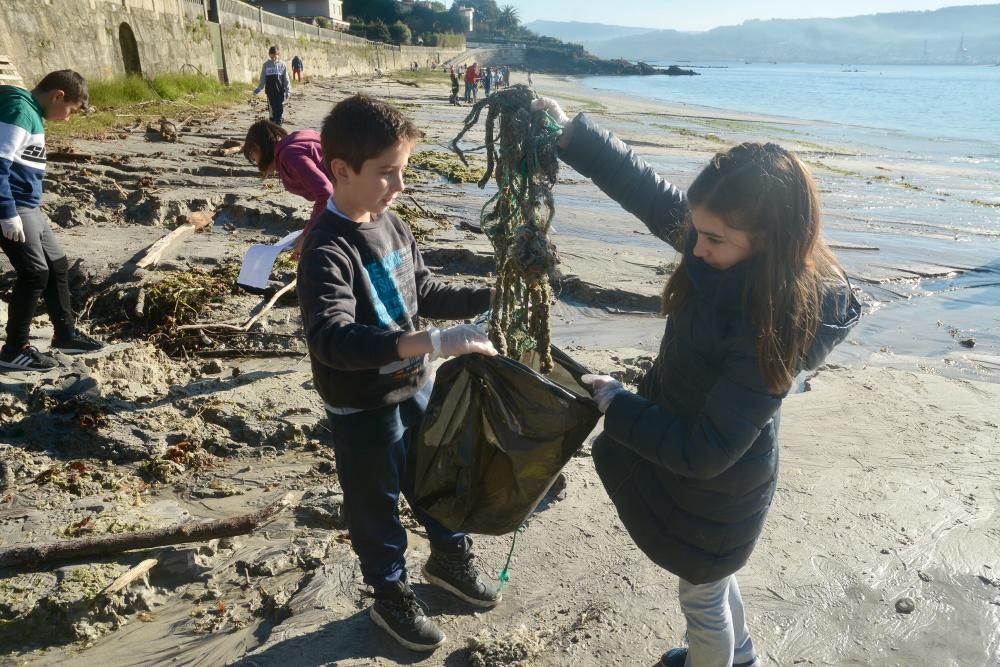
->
<box><xmin>575</xmin><ymin>63</ymin><xmax>1000</xmax><ymax>378</ymax></box>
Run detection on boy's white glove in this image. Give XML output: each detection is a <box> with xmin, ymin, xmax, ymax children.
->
<box><xmin>580</xmin><ymin>374</ymin><xmax>630</xmax><ymax>413</ymax></box>
<box><xmin>530</xmin><ymin>97</ymin><xmax>570</xmax><ymax>126</ymax></box>
<box><xmin>429</xmin><ymin>324</ymin><xmax>498</xmax><ymax>360</ymax></box>
<box><xmin>1</xmin><ymin>216</ymin><xmax>25</xmax><ymax>243</ymax></box>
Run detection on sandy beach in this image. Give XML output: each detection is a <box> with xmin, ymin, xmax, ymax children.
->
<box><xmin>0</xmin><ymin>71</ymin><xmax>998</xmax><ymax>666</ymax></box>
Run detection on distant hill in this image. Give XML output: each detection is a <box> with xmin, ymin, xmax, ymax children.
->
<box><xmin>523</xmin><ymin>20</ymin><xmax>656</xmax><ymax>45</ymax></box>
<box><xmin>538</xmin><ymin>5</ymin><xmax>1000</xmax><ymax>65</ymax></box>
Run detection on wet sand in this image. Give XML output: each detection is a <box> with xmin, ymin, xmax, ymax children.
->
<box><xmin>0</xmin><ymin>72</ymin><xmax>998</xmax><ymax>666</ymax></box>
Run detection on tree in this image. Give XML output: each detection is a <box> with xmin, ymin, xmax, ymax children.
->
<box><xmin>389</xmin><ymin>21</ymin><xmax>412</xmax><ymax>45</ymax></box>
<box><xmin>344</xmin><ymin>0</ymin><xmax>399</xmax><ymax>24</ymax></box>
<box><xmin>366</xmin><ymin>19</ymin><xmax>392</xmax><ymax>43</ymax></box>
<box><xmin>349</xmin><ymin>19</ymin><xmax>368</xmax><ymax>38</ymax></box>
<box><xmin>497</xmin><ymin>4</ymin><xmax>520</xmax><ymax>35</ymax></box>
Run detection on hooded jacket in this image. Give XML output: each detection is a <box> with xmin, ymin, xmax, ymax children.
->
<box><xmin>559</xmin><ymin>114</ymin><xmax>862</xmax><ymax>584</ymax></box>
<box><xmin>0</xmin><ymin>86</ymin><xmax>45</xmax><ymax>222</ymax></box>
<box><xmin>273</xmin><ymin>129</ymin><xmax>333</xmax><ymax>228</ymax></box>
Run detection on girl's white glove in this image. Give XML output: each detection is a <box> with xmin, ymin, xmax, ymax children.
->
<box><xmin>1</xmin><ymin>216</ymin><xmax>25</xmax><ymax>243</ymax></box>
<box><xmin>429</xmin><ymin>325</ymin><xmax>498</xmax><ymax>360</ymax></box>
<box><xmin>530</xmin><ymin>96</ymin><xmax>570</xmax><ymax>126</ymax></box>
<box><xmin>580</xmin><ymin>374</ymin><xmax>630</xmax><ymax>413</ymax></box>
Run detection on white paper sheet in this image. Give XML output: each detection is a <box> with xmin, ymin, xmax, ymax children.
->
<box><xmin>236</xmin><ymin>230</ymin><xmax>302</xmax><ymax>289</ymax></box>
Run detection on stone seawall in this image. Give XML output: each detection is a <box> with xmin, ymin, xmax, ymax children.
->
<box><xmin>0</xmin><ymin>0</ymin><xmax>462</xmax><ymax>88</ymax></box>
<box><xmin>0</xmin><ymin>0</ymin><xmax>217</xmax><ymax>85</ymax></box>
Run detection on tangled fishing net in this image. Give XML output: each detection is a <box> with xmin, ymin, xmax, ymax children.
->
<box><xmin>451</xmin><ymin>85</ymin><xmax>563</xmax><ymax>373</ymax></box>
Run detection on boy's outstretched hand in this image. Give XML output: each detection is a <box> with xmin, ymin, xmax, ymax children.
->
<box><xmin>433</xmin><ymin>324</ymin><xmax>497</xmax><ymax>360</ymax></box>
<box><xmin>580</xmin><ymin>374</ymin><xmax>629</xmax><ymax>413</ymax></box>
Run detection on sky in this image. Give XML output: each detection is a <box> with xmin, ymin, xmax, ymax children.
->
<box><xmin>508</xmin><ymin>1</ymin><xmax>1000</xmax><ymax>32</ymax></box>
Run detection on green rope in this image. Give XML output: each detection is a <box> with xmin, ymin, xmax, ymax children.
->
<box><xmin>497</xmin><ymin>523</ymin><xmax>527</xmax><ymax>591</ymax></box>
<box><xmin>450</xmin><ymin>85</ymin><xmax>563</xmax><ymax>373</ymax></box>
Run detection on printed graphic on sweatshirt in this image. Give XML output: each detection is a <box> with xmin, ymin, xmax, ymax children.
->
<box><xmin>363</xmin><ymin>248</ymin><xmax>416</xmax><ymax>330</ymax></box>
<box><xmin>20</xmin><ymin>143</ymin><xmax>45</xmax><ymax>166</ymax></box>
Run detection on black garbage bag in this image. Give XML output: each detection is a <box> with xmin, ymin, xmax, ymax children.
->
<box><xmin>413</xmin><ymin>347</ymin><xmax>601</xmax><ymax>535</ymax></box>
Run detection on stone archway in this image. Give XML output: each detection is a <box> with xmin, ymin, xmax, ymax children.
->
<box><xmin>118</xmin><ymin>22</ymin><xmax>142</xmax><ymax>76</ymax></box>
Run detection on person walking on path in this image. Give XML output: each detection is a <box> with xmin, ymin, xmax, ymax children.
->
<box><xmin>0</xmin><ymin>70</ymin><xmax>105</xmax><ymax>371</ymax></box>
<box><xmin>253</xmin><ymin>46</ymin><xmax>291</xmax><ymax>125</ymax></box>
<box><xmin>291</xmin><ymin>55</ymin><xmax>304</xmax><ymax>82</ymax></box>
<box><xmin>534</xmin><ymin>97</ymin><xmax>861</xmax><ymax>667</ymax></box>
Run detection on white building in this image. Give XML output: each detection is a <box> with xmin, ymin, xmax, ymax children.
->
<box><xmin>255</xmin><ymin>1</ymin><xmax>350</xmax><ymax>30</ymax></box>
<box><xmin>457</xmin><ymin>6</ymin><xmax>474</xmax><ymax>32</ymax></box>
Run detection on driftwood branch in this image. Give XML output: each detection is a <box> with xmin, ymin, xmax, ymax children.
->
<box><xmin>175</xmin><ymin>279</ymin><xmax>297</xmax><ymax>332</ymax></box>
<box><xmin>135</xmin><ymin>211</ymin><xmax>214</xmax><ymax>269</ymax></box>
<box><xmin>0</xmin><ymin>492</ymin><xmax>293</xmax><ymax>569</ymax></box>
<box><xmin>98</xmin><ymin>558</ymin><xmax>159</xmax><ymax>598</ymax></box>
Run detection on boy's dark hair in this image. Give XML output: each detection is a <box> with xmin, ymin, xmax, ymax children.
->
<box><xmin>242</xmin><ymin>119</ymin><xmax>288</xmax><ymax>173</ymax></box>
<box><xmin>321</xmin><ymin>94</ymin><xmax>422</xmax><ymax>174</ymax></box>
<box><xmin>269</xmin><ymin>46</ymin><xmax>278</xmax><ymax>55</ymax></box>
<box><xmin>35</xmin><ymin>70</ymin><xmax>88</xmax><ymax>109</ymax></box>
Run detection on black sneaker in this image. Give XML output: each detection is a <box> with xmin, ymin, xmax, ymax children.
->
<box><xmin>51</xmin><ymin>330</ymin><xmax>105</xmax><ymax>354</ymax></box>
<box><xmin>656</xmin><ymin>648</ymin><xmax>758</xmax><ymax>667</ymax></box>
<box><xmin>0</xmin><ymin>345</ymin><xmax>59</xmax><ymax>372</ymax></box>
<box><xmin>369</xmin><ymin>581</ymin><xmax>445</xmax><ymax>652</ymax></box>
<box><xmin>422</xmin><ymin>535</ymin><xmax>501</xmax><ymax>608</ymax></box>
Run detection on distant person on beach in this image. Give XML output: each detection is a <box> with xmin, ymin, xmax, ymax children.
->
<box><xmin>291</xmin><ymin>55</ymin><xmax>304</xmax><ymax>82</ymax></box>
<box><xmin>533</xmin><ymin>97</ymin><xmax>861</xmax><ymax>667</ymax></box>
<box><xmin>253</xmin><ymin>46</ymin><xmax>291</xmax><ymax>125</ymax></box>
<box><xmin>448</xmin><ymin>66</ymin><xmax>461</xmax><ymax>105</ymax></box>
<box><xmin>296</xmin><ymin>94</ymin><xmax>500</xmax><ymax>652</ymax></box>
<box><xmin>482</xmin><ymin>67</ymin><xmax>492</xmax><ymax>97</ymax></box>
<box><xmin>527</xmin><ymin>69</ymin><xmax>533</xmax><ymax>85</ymax></box>
<box><xmin>241</xmin><ymin>119</ymin><xmax>332</xmax><ymax>252</ymax></box>
<box><xmin>0</xmin><ymin>70</ymin><xmax>105</xmax><ymax>372</ymax></box>
<box><xmin>463</xmin><ymin>62</ymin><xmax>477</xmax><ymax>103</ymax></box>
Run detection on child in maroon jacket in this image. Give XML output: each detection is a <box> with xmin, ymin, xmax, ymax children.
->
<box><xmin>242</xmin><ymin>119</ymin><xmax>333</xmax><ymax>247</ymax></box>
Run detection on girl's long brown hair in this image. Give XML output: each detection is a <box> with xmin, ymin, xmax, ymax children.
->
<box><xmin>661</xmin><ymin>142</ymin><xmax>844</xmax><ymax>394</ymax></box>
<box><xmin>242</xmin><ymin>119</ymin><xmax>288</xmax><ymax>173</ymax></box>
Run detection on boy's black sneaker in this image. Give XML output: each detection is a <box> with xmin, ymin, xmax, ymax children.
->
<box><xmin>422</xmin><ymin>535</ymin><xmax>501</xmax><ymax>608</ymax></box>
<box><xmin>369</xmin><ymin>581</ymin><xmax>445</xmax><ymax>652</ymax></box>
<box><xmin>0</xmin><ymin>345</ymin><xmax>59</xmax><ymax>372</ymax></box>
<box><xmin>656</xmin><ymin>648</ymin><xmax>759</xmax><ymax>667</ymax></box>
<box><xmin>51</xmin><ymin>331</ymin><xmax>105</xmax><ymax>354</ymax></box>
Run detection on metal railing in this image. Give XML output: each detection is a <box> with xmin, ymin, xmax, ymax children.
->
<box><xmin>216</xmin><ymin>0</ymin><xmax>377</xmax><ymax>47</ymax></box>
<box><xmin>218</xmin><ymin>0</ymin><xmax>259</xmax><ymax>24</ymax></box>
<box><xmin>181</xmin><ymin>0</ymin><xmax>208</xmax><ymax>20</ymax></box>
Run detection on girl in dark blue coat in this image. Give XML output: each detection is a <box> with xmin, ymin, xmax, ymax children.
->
<box><xmin>534</xmin><ymin>98</ymin><xmax>861</xmax><ymax>667</ymax></box>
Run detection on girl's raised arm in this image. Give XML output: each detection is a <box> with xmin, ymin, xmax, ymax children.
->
<box><xmin>558</xmin><ymin>113</ymin><xmax>689</xmax><ymax>252</ymax></box>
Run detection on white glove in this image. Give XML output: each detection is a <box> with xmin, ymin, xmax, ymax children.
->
<box><xmin>530</xmin><ymin>96</ymin><xmax>570</xmax><ymax>126</ymax></box>
<box><xmin>581</xmin><ymin>374</ymin><xmax>630</xmax><ymax>413</ymax></box>
<box><xmin>1</xmin><ymin>216</ymin><xmax>25</xmax><ymax>243</ymax></box>
<box><xmin>430</xmin><ymin>324</ymin><xmax>497</xmax><ymax>360</ymax></box>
